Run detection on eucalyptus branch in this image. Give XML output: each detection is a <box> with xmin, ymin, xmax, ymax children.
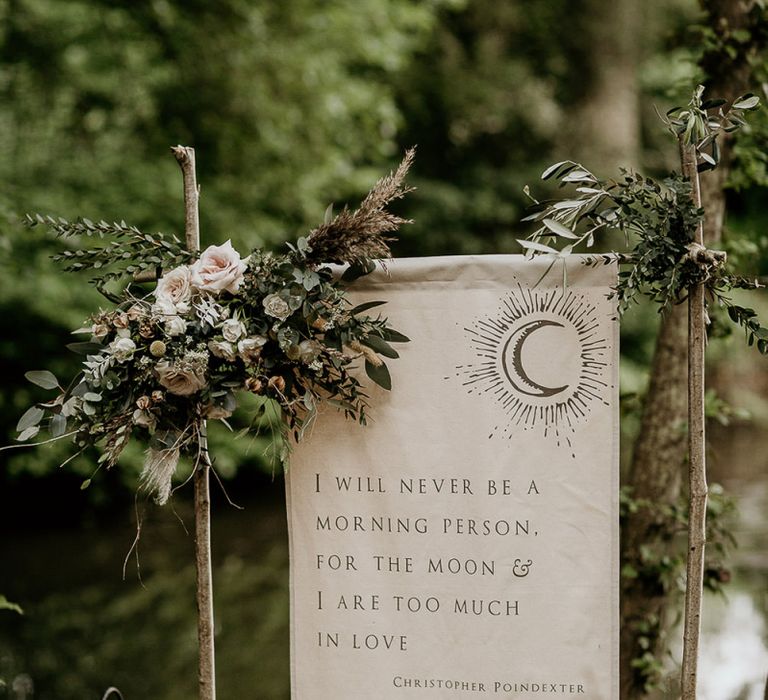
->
<box><xmin>25</xmin><ymin>213</ymin><xmax>193</xmax><ymax>284</ymax></box>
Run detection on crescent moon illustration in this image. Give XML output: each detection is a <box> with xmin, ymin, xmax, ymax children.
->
<box><xmin>501</xmin><ymin>320</ymin><xmax>569</xmax><ymax>397</ymax></box>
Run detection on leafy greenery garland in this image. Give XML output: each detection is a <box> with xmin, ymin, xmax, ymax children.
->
<box><xmin>12</xmin><ymin>150</ymin><xmax>415</xmax><ymax>502</ymax></box>
<box><xmin>520</xmin><ymin>87</ymin><xmax>768</xmax><ymax>351</ymax></box>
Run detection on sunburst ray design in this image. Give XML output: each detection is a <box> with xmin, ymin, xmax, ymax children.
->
<box><xmin>448</xmin><ymin>283</ymin><xmax>611</xmax><ymax>456</ymax></box>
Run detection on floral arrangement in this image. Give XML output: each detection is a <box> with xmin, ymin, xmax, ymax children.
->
<box><xmin>13</xmin><ymin>151</ymin><xmax>414</xmax><ymax>504</ymax></box>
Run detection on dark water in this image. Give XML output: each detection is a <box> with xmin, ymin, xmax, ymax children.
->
<box><xmin>1</xmin><ymin>428</ymin><xmax>766</xmax><ymax>700</ymax></box>
<box><xmin>0</xmin><ymin>478</ymin><xmax>292</xmax><ymax>700</ymax></box>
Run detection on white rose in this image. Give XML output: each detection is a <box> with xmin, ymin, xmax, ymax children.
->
<box><xmin>110</xmin><ymin>337</ymin><xmax>136</xmax><ymax>362</ymax></box>
<box><xmin>237</xmin><ymin>336</ymin><xmax>267</xmax><ymax>363</ymax></box>
<box><xmin>151</xmin><ymin>299</ymin><xmax>177</xmax><ymax>319</ymax></box>
<box><xmin>155</xmin><ymin>265</ymin><xmax>192</xmax><ymax>306</ymax></box>
<box><xmin>298</xmin><ymin>339</ymin><xmax>322</xmax><ymax>364</ymax></box>
<box><xmin>165</xmin><ymin>315</ymin><xmax>187</xmax><ymax>337</ymax></box>
<box><xmin>262</xmin><ymin>293</ymin><xmax>291</xmax><ymax>321</ymax></box>
<box><xmin>190</xmin><ymin>240</ymin><xmax>247</xmax><ymax>295</ymax></box>
<box><xmin>208</xmin><ymin>340</ymin><xmax>237</xmax><ymax>362</ymax></box>
<box><xmin>221</xmin><ymin>318</ymin><xmax>245</xmax><ymax>343</ymax></box>
<box><xmin>155</xmin><ymin>360</ymin><xmax>206</xmax><ymax>396</ymax></box>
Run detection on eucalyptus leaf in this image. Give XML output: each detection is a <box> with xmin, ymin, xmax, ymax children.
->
<box><xmin>25</xmin><ymin>370</ymin><xmax>59</xmax><ymax>390</ymax></box>
<box><xmin>350</xmin><ymin>300</ymin><xmax>387</xmax><ymax>315</ymax></box>
<box><xmin>733</xmin><ymin>95</ymin><xmax>759</xmax><ymax>110</ymax></box>
<box><xmin>17</xmin><ymin>426</ymin><xmax>40</xmax><ymax>442</ymax></box>
<box><xmin>66</xmin><ymin>341</ymin><xmax>103</xmax><ymax>355</ymax></box>
<box><xmin>543</xmin><ymin>218</ymin><xmax>579</xmax><ymax>239</ymax></box>
<box><xmin>17</xmin><ymin>406</ymin><xmax>44</xmax><ymax>433</ymax></box>
<box><xmin>365</xmin><ymin>360</ymin><xmax>392</xmax><ymax>390</ymax></box>
<box><xmin>381</xmin><ymin>328</ymin><xmax>410</xmax><ymax>343</ymax></box>
<box><xmin>361</xmin><ymin>334</ymin><xmax>399</xmax><ymax>359</ymax></box>
<box><xmin>518</xmin><ymin>239</ymin><xmax>560</xmax><ymax>255</ymax></box>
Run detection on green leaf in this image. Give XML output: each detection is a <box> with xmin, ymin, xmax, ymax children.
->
<box><xmin>341</xmin><ymin>260</ymin><xmax>376</xmax><ymax>283</ymax></box>
<box><xmin>365</xmin><ymin>360</ymin><xmax>391</xmax><ymax>390</ymax></box>
<box><xmin>361</xmin><ymin>334</ymin><xmax>399</xmax><ymax>359</ymax></box>
<box><xmin>83</xmin><ymin>392</ymin><xmax>102</xmax><ymax>402</ymax></box>
<box><xmin>381</xmin><ymin>328</ymin><xmax>410</xmax><ymax>343</ymax></box>
<box><xmin>66</xmin><ymin>341</ymin><xmax>103</xmax><ymax>355</ymax></box>
<box><xmin>540</xmin><ymin>161</ymin><xmax>570</xmax><ymax>180</ymax></box>
<box><xmin>50</xmin><ymin>414</ymin><xmax>68</xmax><ymax>438</ymax></box>
<box><xmin>542</xmin><ymin>218</ymin><xmax>579</xmax><ymax>239</ymax></box>
<box><xmin>17</xmin><ymin>426</ymin><xmax>40</xmax><ymax>442</ymax></box>
<box><xmin>0</xmin><ymin>596</ymin><xmax>23</xmax><ymax>615</ymax></box>
<box><xmin>25</xmin><ymin>370</ymin><xmax>60</xmax><ymax>390</ymax></box>
<box><xmin>733</xmin><ymin>95</ymin><xmax>760</xmax><ymax>110</ymax></box>
<box><xmin>518</xmin><ymin>239</ymin><xmax>559</xmax><ymax>255</ymax></box>
<box><xmin>350</xmin><ymin>300</ymin><xmax>387</xmax><ymax>315</ymax></box>
<box><xmin>324</xmin><ymin>203</ymin><xmax>334</xmax><ymax>224</ymax></box>
<box><xmin>80</xmin><ymin>479</ymin><xmax>92</xmax><ymax>490</ymax></box>
<box><xmin>17</xmin><ymin>406</ymin><xmax>44</xmax><ymax>433</ymax></box>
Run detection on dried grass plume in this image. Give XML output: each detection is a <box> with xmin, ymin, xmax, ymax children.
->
<box><xmin>306</xmin><ymin>148</ymin><xmax>416</xmax><ymax>264</ymax></box>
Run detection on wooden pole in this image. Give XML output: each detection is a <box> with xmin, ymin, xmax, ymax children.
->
<box><xmin>171</xmin><ymin>145</ymin><xmax>216</xmax><ymax>700</ymax></box>
<box><xmin>679</xmin><ymin>138</ymin><xmax>708</xmax><ymax>700</ymax></box>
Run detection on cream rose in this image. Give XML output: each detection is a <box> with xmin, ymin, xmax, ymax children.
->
<box><xmin>165</xmin><ymin>315</ymin><xmax>187</xmax><ymax>337</ymax></box>
<box><xmin>155</xmin><ymin>360</ymin><xmax>207</xmax><ymax>396</ymax></box>
<box><xmin>208</xmin><ymin>340</ymin><xmax>237</xmax><ymax>362</ymax></box>
<box><xmin>221</xmin><ymin>318</ymin><xmax>246</xmax><ymax>343</ymax></box>
<box><xmin>237</xmin><ymin>336</ymin><xmax>267</xmax><ymax>363</ymax></box>
<box><xmin>262</xmin><ymin>293</ymin><xmax>291</xmax><ymax>321</ymax></box>
<box><xmin>110</xmin><ymin>337</ymin><xmax>136</xmax><ymax>362</ymax></box>
<box><xmin>155</xmin><ymin>265</ymin><xmax>192</xmax><ymax>306</ymax></box>
<box><xmin>190</xmin><ymin>240</ymin><xmax>247</xmax><ymax>295</ymax></box>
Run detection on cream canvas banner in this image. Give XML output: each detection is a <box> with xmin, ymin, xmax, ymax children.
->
<box><xmin>287</xmin><ymin>255</ymin><xmax>619</xmax><ymax>699</ymax></box>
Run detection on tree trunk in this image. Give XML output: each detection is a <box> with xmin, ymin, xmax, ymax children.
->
<box><xmin>570</xmin><ymin>0</ymin><xmax>641</xmax><ymax>171</ymax></box>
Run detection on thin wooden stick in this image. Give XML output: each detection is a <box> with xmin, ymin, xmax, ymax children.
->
<box><xmin>172</xmin><ymin>144</ymin><xmax>216</xmax><ymax>700</ymax></box>
<box><xmin>172</xmin><ymin>145</ymin><xmax>201</xmax><ymax>253</ymax></box>
<box><xmin>679</xmin><ymin>138</ymin><xmax>708</xmax><ymax>700</ymax></box>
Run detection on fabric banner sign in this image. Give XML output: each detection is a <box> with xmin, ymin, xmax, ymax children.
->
<box><xmin>286</xmin><ymin>255</ymin><xmax>619</xmax><ymax>699</ymax></box>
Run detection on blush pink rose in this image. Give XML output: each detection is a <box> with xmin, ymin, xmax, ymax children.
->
<box><xmin>155</xmin><ymin>265</ymin><xmax>192</xmax><ymax>306</ymax></box>
<box><xmin>190</xmin><ymin>240</ymin><xmax>247</xmax><ymax>295</ymax></box>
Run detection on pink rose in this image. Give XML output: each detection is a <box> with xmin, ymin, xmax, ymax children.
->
<box><xmin>190</xmin><ymin>240</ymin><xmax>247</xmax><ymax>295</ymax></box>
<box><xmin>155</xmin><ymin>265</ymin><xmax>192</xmax><ymax>306</ymax></box>
<box><xmin>155</xmin><ymin>360</ymin><xmax>206</xmax><ymax>396</ymax></box>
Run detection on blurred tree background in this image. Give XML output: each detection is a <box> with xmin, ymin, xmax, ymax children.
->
<box><xmin>1</xmin><ymin>1</ymin><xmax>767</xmax><ymax>698</ymax></box>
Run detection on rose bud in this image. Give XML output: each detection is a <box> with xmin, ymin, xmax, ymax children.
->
<box><xmin>136</xmin><ymin>396</ymin><xmax>152</xmax><ymax>410</ymax></box>
<box><xmin>139</xmin><ymin>320</ymin><xmax>155</xmax><ymax>339</ymax></box>
<box><xmin>268</xmin><ymin>375</ymin><xmax>286</xmax><ymax>393</ymax></box>
<box><xmin>245</xmin><ymin>377</ymin><xmax>264</xmax><ymax>394</ymax></box>
<box><xmin>151</xmin><ymin>390</ymin><xmax>165</xmax><ymax>403</ymax></box>
<box><xmin>113</xmin><ymin>313</ymin><xmax>130</xmax><ymax>329</ymax></box>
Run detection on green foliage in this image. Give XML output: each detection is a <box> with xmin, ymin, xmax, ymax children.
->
<box><xmin>25</xmin><ymin>214</ymin><xmax>193</xmax><ymax>298</ymax></box>
<box><xmin>522</xmin><ymin>86</ymin><xmax>768</xmax><ymax>358</ymax></box>
<box><xmin>619</xmin><ymin>483</ymin><xmax>738</xmax><ymax>692</ymax></box>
